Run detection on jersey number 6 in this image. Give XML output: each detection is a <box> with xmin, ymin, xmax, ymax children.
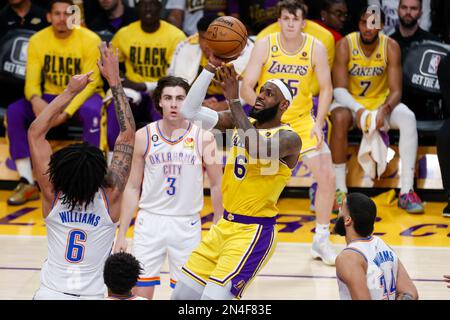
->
<box><xmin>65</xmin><ymin>229</ymin><xmax>87</xmax><ymax>263</ymax></box>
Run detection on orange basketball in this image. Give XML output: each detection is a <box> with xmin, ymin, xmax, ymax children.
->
<box><xmin>204</xmin><ymin>16</ymin><xmax>248</xmax><ymax>59</ymax></box>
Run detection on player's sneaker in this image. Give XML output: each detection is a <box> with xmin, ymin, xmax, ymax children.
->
<box><xmin>443</xmin><ymin>203</ymin><xmax>450</xmax><ymax>218</ymax></box>
<box><xmin>309</xmin><ymin>182</ymin><xmax>317</xmax><ymax>212</ymax></box>
<box><xmin>398</xmin><ymin>190</ymin><xmax>424</xmax><ymax>214</ymax></box>
<box><xmin>7</xmin><ymin>180</ymin><xmax>40</xmax><ymax>205</ymax></box>
<box><xmin>311</xmin><ymin>239</ymin><xmax>337</xmax><ymax>266</ymax></box>
<box><xmin>332</xmin><ymin>189</ymin><xmax>347</xmax><ymax>214</ymax></box>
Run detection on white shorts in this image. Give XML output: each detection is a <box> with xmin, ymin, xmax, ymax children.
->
<box><xmin>133</xmin><ymin>211</ymin><xmax>201</xmax><ymax>288</ymax></box>
<box><xmin>329</xmin><ymin>100</ymin><xmax>356</xmax><ymax>115</ymax></box>
<box><xmin>33</xmin><ymin>285</ymin><xmax>104</xmax><ymax>300</ymax></box>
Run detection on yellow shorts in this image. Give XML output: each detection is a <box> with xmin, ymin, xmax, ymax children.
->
<box><xmin>286</xmin><ymin>112</ymin><xmax>318</xmax><ymax>157</ymax></box>
<box><xmin>182</xmin><ymin>217</ymin><xmax>277</xmax><ymax>299</ymax></box>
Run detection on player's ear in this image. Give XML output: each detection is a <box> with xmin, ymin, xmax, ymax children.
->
<box><xmin>47</xmin><ymin>12</ymin><xmax>52</xmax><ymax>24</ymax></box>
<box><xmin>280</xmin><ymin>100</ymin><xmax>290</xmax><ymax>112</ymax></box>
<box><xmin>344</xmin><ymin>216</ymin><xmax>352</xmax><ymax>227</ymax></box>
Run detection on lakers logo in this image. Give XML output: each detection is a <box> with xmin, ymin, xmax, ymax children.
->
<box><xmin>184</xmin><ymin>137</ymin><xmax>195</xmax><ymax>149</ymax></box>
<box><xmin>227</xmin><ymin>213</ymin><xmax>234</xmax><ymax>221</ymax></box>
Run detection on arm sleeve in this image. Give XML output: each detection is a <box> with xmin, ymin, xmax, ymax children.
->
<box><xmin>180</xmin><ymin>68</ymin><xmax>219</xmax><ymax>130</ymax></box>
<box><xmin>25</xmin><ymin>37</ymin><xmax>43</xmax><ymax>100</ymax></box>
<box><xmin>333</xmin><ymin>87</ymin><xmax>365</xmax><ymax>113</ymax></box>
<box><xmin>64</xmin><ymin>35</ymin><xmax>103</xmax><ymax>116</ymax></box>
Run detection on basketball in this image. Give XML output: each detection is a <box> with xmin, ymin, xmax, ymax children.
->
<box><xmin>204</xmin><ymin>16</ymin><xmax>248</xmax><ymax>59</ymax></box>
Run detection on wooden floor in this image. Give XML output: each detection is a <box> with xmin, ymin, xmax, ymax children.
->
<box><xmin>1</xmin><ymin>191</ymin><xmax>449</xmax><ymax>300</ymax></box>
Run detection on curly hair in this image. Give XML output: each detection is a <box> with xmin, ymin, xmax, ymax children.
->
<box><xmin>47</xmin><ymin>142</ymin><xmax>107</xmax><ymax>211</ymax></box>
<box><xmin>104</xmin><ymin>252</ymin><xmax>143</xmax><ymax>295</ymax></box>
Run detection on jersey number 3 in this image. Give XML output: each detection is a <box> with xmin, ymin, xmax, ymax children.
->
<box><xmin>65</xmin><ymin>229</ymin><xmax>87</xmax><ymax>263</ymax></box>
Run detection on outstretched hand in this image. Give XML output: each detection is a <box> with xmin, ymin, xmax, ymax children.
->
<box><xmin>97</xmin><ymin>41</ymin><xmax>120</xmax><ymax>86</ymax></box>
<box><xmin>66</xmin><ymin>72</ymin><xmax>94</xmax><ymax>95</ymax></box>
<box><xmin>212</xmin><ymin>63</ymin><xmax>240</xmax><ymax>101</ymax></box>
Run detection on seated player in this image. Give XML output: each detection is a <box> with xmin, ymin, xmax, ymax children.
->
<box><xmin>6</xmin><ymin>0</ymin><xmax>105</xmax><ymax>206</ymax></box>
<box><xmin>334</xmin><ymin>193</ymin><xmax>418</xmax><ymax>300</ymax></box>
<box><xmin>104</xmin><ymin>252</ymin><xmax>148</xmax><ymax>300</ymax></box>
<box><xmin>172</xmin><ymin>58</ymin><xmax>302</xmax><ymax>300</ymax></box>
<box><xmin>329</xmin><ymin>7</ymin><xmax>424</xmax><ymax>213</ymax></box>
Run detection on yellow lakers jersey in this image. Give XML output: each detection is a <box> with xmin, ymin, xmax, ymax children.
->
<box><xmin>257</xmin><ymin>33</ymin><xmax>315</xmax><ymax>124</ymax></box>
<box><xmin>256</xmin><ymin>20</ymin><xmax>335</xmax><ymax>96</ymax></box>
<box><xmin>222</xmin><ymin>124</ymin><xmax>294</xmax><ymax>218</ymax></box>
<box><xmin>112</xmin><ymin>21</ymin><xmax>186</xmax><ymax>83</ymax></box>
<box><xmin>347</xmin><ymin>32</ymin><xmax>390</xmax><ymax>110</ymax></box>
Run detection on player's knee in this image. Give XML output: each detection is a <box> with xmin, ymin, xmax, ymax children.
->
<box><xmin>317</xmin><ymin>165</ymin><xmax>335</xmax><ymax>189</ymax></box>
<box><xmin>331</xmin><ymin>108</ymin><xmax>352</xmax><ymax>129</ymax></box>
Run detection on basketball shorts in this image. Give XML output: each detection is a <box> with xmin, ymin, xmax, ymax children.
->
<box><xmin>133</xmin><ymin>211</ymin><xmax>201</xmax><ymax>288</ymax></box>
<box><xmin>182</xmin><ymin>211</ymin><xmax>277</xmax><ymax>299</ymax></box>
<box><xmin>33</xmin><ymin>285</ymin><xmax>104</xmax><ymax>300</ymax></box>
<box><xmin>287</xmin><ymin>111</ymin><xmax>330</xmax><ymax>158</ymax></box>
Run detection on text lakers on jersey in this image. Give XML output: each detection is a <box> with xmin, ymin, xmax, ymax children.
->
<box><xmin>346</xmin><ymin>32</ymin><xmax>390</xmax><ymax>110</ymax></box>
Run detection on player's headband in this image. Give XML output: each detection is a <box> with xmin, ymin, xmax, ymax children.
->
<box><xmin>266</xmin><ymin>79</ymin><xmax>293</xmax><ymax>104</ymax></box>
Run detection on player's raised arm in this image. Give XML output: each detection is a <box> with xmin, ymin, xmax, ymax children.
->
<box><xmin>214</xmin><ymin>64</ymin><xmax>301</xmax><ymax>167</ymax></box>
<box><xmin>180</xmin><ymin>56</ymin><xmax>235</xmax><ymax>132</ymax></box>
<box><xmin>28</xmin><ymin>72</ymin><xmax>94</xmax><ymax>215</ymax></box>
<box><xmin>98</xmin><ymin>42</ymin><xmax>136</xmax><ymax>222</ymax></box>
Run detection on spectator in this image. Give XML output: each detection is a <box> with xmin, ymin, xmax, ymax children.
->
<box><xmin>368</xmin><ymin>0</ymin><xmax>432</xmax><ymax>35</ymax></box>
<box><xmin>168</xmin><ymin>15</ymin><xmax>253</xmax><ymax>111</ymax></box>
<box><xmin>342</xmin><ymin>0</ymin><xmax>367</xmax><ymax>35</ymax></box>
<box><xmin>0</xmin><ymin>0</ymin><xmax>49</xmax><ymax>108</ymax></box>
<box><xmin>391</xmin><ymin>0</ymin><xmax>439</xmax><ymax>55</ymax></box>
<box><xmin>166</xmin><ymin>0</ymin><xmax>205</xmax><ymax>36</ymax></box>
<box><xmin>104</xmin><ymin>252</ymin><xmax>148</xmax><ymax>300</ymax></box>
<box><xmin>0</xmin><ymin>0</ymin><xmax>48</xmax><ymax>39</ymax></box>
<box><xmin>5</xmin><ymin>0</ymin><xmax>105</xmax><ymax>206</ymax></box>
<box><xmin>88</xmin><ymin>0</ymin><xmax>138</xmax><ymax>34</ymax></box>
<box><xmin>437</xmin><ymin>55</ymin><xmax>450</xmax><ymax>217</ymax></box>
<box><xmin>316</xmin><ymin>0</ymin><xmax>348</xmax><ymax>43</ymax></box>
<box><xmin>430</xmin><ymin>0</ymin><xmax>450</xmax><ymax>43</ymax></box>
<box><xmin>107</xmin><ymin>0</ymin><xmax>185</xmax><ymax>149</ymax></box>
<box><xmin>230</xmin><ymin>0</ymin><xmax>280</xmax><ymax>35</ymax></box>
<box><xmin>203</xmin><ymin>0</ymin><xmax>239</xmax><ymax>17</ymax></box>
<box><xmin>391</xmin><ymin>0</ymin><xmax>441</xmax><ymax>120</ymax></box>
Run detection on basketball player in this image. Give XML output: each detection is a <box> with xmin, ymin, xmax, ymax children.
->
<box><xmin>241</xmin><ymin>0</ymin><xmax>337</xmax><ymax>265</ymax></box>
<box><xmin>172</xmin><ymin>60</ymin><xmax>302</xmax><ymax>300</ymax></box>
<box><xmin>334</xmin><ymin>193</ymin><xmax>418</xmax><ymax>300</ymax></box>
<box><xmin>31</xmin><ymin>42</ymin><xmax>136</xmax><ymax>300</ymax></box>
<box><xmin>330</xmin><ymin>7</ymin><xmax>424</xmax><ymax>213</ymax></box>
<box><xmin>113</xmin><ymin>76</ymin><xmax>224</xmax><ymax>300</ymax></box>
<box><xmin>104</xmin><ymin>252</ymin><xmax>148</xmax><ymax>300</ymax></box>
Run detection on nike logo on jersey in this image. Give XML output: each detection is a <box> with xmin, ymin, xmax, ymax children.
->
<box><xmin>89</xmin><ymin>128</ymin><xmax>100</xmax><ymax>134</ymax></box>
<box><xmin>190</xmin><ymin>220</ymin><xmax>199</xmax><ymax>226</ymax></box>
<box><xmin>153</xmin><ymin>142</ymin><xmax>163</xmax><ymax>147</ymax></box>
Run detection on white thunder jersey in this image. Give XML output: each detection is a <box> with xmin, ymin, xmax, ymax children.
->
<box><xmin>41</xmin><ymin>189</ymin><xmax>116</xmax><ymax>296</ymax></box>
<box><xmin>338</xmin><ymin>236</ymin><xmax>399</xmax><ymax>300</ymax></box>
<box><xmin>139</xmin><ymin>121</ymin><xmax>204</xmax><ymax>216</ymax></box>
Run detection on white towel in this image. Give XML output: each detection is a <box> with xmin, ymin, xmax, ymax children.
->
<box><xmin>357</xmin><ymin>109</ymin><xmax>390</xmax><ymax>179</ymax></box>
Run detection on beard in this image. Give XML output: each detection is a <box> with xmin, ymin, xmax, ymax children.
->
<box><xmin>249</xmin><ymin>103</ymin><xmax>279</xmax><ymax>123</ymax></box>
<box><xmin>399</xmin><ymin>15</ymin><xmax>419</xmax><ymax>29</ymax></box>
<box><xmin>360</xmin><ymin>33</ymin><xmax>379</xmax><ymax>45</ymax></box>
<box><xmin>333</xmin><ymin>216</ymin><xmax>346</xmax><ymax>236</ymax></box>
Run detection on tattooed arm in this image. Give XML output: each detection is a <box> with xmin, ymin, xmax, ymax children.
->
<box><xmin>98</xmin><ymin>42</ymin><xmax>136</xmax><ymax>223</ymax></box>
<box><xmin>28</xmin><ymin>72</ymin><xmax>94</xmax><ymax>217</ymax></box>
